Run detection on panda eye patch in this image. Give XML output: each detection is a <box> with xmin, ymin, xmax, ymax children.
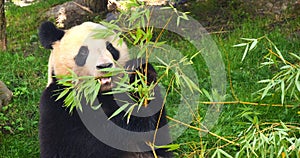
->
<box><xmin>74</xmin><ymin>46</ymin><xmax>89</xmax><ymax>66</ymax></box>
<box><xmin>106</xmin><ymin>41</ymin><xmax>120</xmax><ymax>61</ymax></box>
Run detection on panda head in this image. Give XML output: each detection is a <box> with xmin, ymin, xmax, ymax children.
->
<box><xmin>39</xmin><ymin>21</ymin><xmax>129</xmax><ymax>92</ymax></box>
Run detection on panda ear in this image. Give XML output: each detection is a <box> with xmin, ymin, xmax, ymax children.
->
<box><xmin>39</xmin><ymin>21</ymin><xmax>65</xmax><ymax>49</ymax></box>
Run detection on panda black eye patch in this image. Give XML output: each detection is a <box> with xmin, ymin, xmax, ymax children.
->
<box><xmin>74</xmin><ymin>46</ymin><xmax>89</xmax><ymax>67</ymax></box>
<box><xmin>106</xmin><ymin>41</ymin><xmax>120</xmax><ymax>61</ymax></box>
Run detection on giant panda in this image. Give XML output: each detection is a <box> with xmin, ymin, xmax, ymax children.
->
<box><xmin>38</xmin><ymin>21</ymin><xmax>172</xmax><ymax>158</ymax></box>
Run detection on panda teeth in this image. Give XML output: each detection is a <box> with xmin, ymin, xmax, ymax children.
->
<box><xmin>99</xmin><ymin>77</ymin><xmax>111</xmax><ymax>85</ymax></box>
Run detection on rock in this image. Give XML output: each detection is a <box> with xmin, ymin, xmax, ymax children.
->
<box><xmin>45</xmin><ymin>1</ymin><xmax>94</xmax><ymax>29</ymax></box>
<box><xmin>0</xmin><ymin>81</ymin><xmax>13</xmax><ymax>109</ymax></box>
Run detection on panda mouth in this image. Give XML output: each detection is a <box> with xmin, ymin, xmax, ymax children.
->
<box><xmin>97</xmin><ymin>77</ymin><xmax>112</xmax><ymax>85</ymax></box>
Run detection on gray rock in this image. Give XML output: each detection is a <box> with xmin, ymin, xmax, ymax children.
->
<box><xmin>0</xmin><ymin>81</ymin><xmax>13</xmax><ymax>109</ymax></box>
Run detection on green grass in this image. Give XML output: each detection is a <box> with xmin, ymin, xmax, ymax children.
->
<box><xmin>167</xmin><ymin>15</ymin><xmax>300</xmax><ymax>157</ymax></box>
<box><xmin>0</xmin><ymin>1</ymin><xmax>68</xmax><ymax>157</ymax></box>
<box><xmin>0</xmin><ymin>1</ymin><xmax>299</xmax><ymax>157</ymax></box>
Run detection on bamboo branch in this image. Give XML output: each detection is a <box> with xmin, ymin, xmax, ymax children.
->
<box><xmin>199</xmin><ymin>101</ymin><xmax>295</xmax><ymax>108</ymax></box>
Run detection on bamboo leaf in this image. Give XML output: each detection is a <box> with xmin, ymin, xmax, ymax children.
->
<box><xmin>92</xmin><ymin>29</ymin><xmax>115</xmax><ymax>39</ymax></box>
<box><xmin>126</xmin><ymin>105</ymin><xmax>135</xmax><ymax>124</ymax></box>
<box><xmin>233</xmin><ymin>43</ymin><xmax>248</xmax><ymax>47</ymax></box>
<box><xmin>218</xmin><ymin>148</ymin><xmax>233</xmax><ymax>158</ymax></box>
<box><xmin>281</xmin><ymin>81</ymin><xmax>285</xmax><ymax>105</ymax></box>
<box><xmin>249</xmin><ymin>39</ymin><xmax>258</xmax><ymax>51</ymax></box>
<box><xmin>181</xmin><ymin>74</ymin><xmax>202</xmax><ymax>94</ymax></box>
<box><xmin>241</xmin><ymin>44</ymin><xmax>249</xmax><ymax>62</ymax></box>
<box><xmin>99</xmin><ymin>21</ymin><xmax>121</xmax><ymax>31</ymax></box>
<box><xmin>241</xmin><ymin>38</ymin><xmax>256</xmax><ymax>41</ymax></box>
<box><xmin>154</xmin><ymin>144</ymin><xmax>180</xmax><ymax>151</ymax></box>
<box><xmin>55</xmin><ymin>88</ymin><xmax>70</xmax><ymax>101</ymax></box>
<box><xmin>280</xmin><ymin>65</ymin><xmax>292</xmax><ymax>70</ymax></box>
<box><xmin>258</xmin><ymin>79</ymin><xmax>271</xmax><ymax>83</ymax></box>
<box><xmin>290</xmin><ymin>53</ymin><xmax>300</xmax><ymax>61</ymax></box>
<box><xmin>91</xmin><ymin>103</ymin><xmax>102</xmax><ymax>110</ymax></box>
<box><xmin>160</xmin><ymin>6</ymin><xmax>172</xmax><ymax>10</ymax></box>
<box><xmin>108</xmin><ymin>103</ymin><xmax>130</xmax><ymax>120</ymax></box>
<box><xmin>202</xmin><ymin>88</ymin><xmax>213</xmax><ymax>101</ymax></box>
<box><xmin>295</xmin><ymin>69</ymin><xmax>300</xmax><ymax>92</ymax></box>
<box><xmin>273</xmin><ymin>44</ymin><xmax>286</xmax><ymax>64</ymax></box>
<box><xmin>261</xmin><ymin>83</ymin><xmax>272</xmax><ymax>99</ymax></box>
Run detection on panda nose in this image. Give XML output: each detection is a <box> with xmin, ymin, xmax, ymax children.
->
<box><xmin>96</xmin><ymin>63</ymin><xmax>113</xmax><ymax>69</ymax></box>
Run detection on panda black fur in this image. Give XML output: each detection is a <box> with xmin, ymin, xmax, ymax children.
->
<box><xmin>38</xmin><ymin>21</ymin><xmax>172</xmax><ymax>158</ymax></box>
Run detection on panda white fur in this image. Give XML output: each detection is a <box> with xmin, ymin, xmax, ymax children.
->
<box><xmin>38</xmin><ymin>21</ymin><xmax>172</xmax><ymax>158</ymax></box>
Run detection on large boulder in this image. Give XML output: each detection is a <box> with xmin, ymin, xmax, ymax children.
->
<box><xmin>45</xmin><ymin>1</ymin><xmax>94</xmax><ymax>29</ymax></box>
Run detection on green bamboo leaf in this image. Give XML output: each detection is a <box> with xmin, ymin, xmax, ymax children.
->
<box><xmin>290</xmin><ymin>53</ymin><xmax>300</xmax><ymax>61</ymax></box>
<box><xmin>56</xmin><ymin>79</ymin><xmax>74</xmax><ymax>87</ymax></box>
<box><xmin>77</xmin><ymin>101</ymin><xmax>83</xmax><ymax>112</ymax></box>
<box><xmin>155</xmin><ymin>56</ymin><xmax>169</xmax><ymax>67</ymax></box>
<box><xmin>92</xmin><ymin>81</ymin><xmax>101</xmax><ymax>101</ymax></box>
<box><xmin>218</xmin><ymin>148</ymin><xmax>233</xmax><ymax>158</ymax></box>
<box><xmin>160</xmin><ymin>6</ymin><xmax>172</xmax><ymax>10</ymax></box>
<box><xmin>258</xmin><ymin>79</ymin><xmax>271</xmax><ymax>83</ymax></box>
<box><xmin>249</xmin><ymin>39</ymin><xmax>258</xmax><ymax>51</ymax></box>
<box><xmin>260</xmin><ymin>132</ymin><xmax>269</xmax><ymax>143</ymax></box>
<box><xmin>211</xmin><ymin>148</ymin><xmax>218</xmax><ymax>158</ymax></box>
<box><xmin>108</xmin><ymin>103</ymin><xmax>130</xmax><ymax>120</ymax></box>
<box><xmin>152</xmin><ymin>41</ymin><xmax>166</xmax><ymax>48</ymax></box>
<box><xmin>99</xmin><ymin>21</ymin><xmax>121</xmax><ymax>31</ymax></box>
<box><xmin>280</xmin><ymin>121</ymin><xmax>288</xmax><ymax>130</ymax></box>
<box><xmin>296</xmin><ymin>70</ymin><xmax>300</xmax><ymax>91</ymax></box>
<box><xmin>181</xmin><ymin>74</ymin><xmax>202</xmax><ymax>94</ymax></box>
<box><xmin>145</xmin><ymin>9</ymin><xmax>150</xmax><ymax>22</ymax></box>
<box><xmin>174</xmin><ymin>72</ymin><xmax>181</xmax><ymax>88</ymax></box>
<box><xmin>134</xmin><ymin>28</ymin><xmax>143</xmax><ymax>45</ymax></box>
<box><xmin>277</xmin><ymin>146</ymin><xmax>284</xmax><ymax>158</ymax></box>
<box><xmin>91</xmin><ymin>103</ymin><xmax>102</xmax><ymax>110</ymax></box>
<box><xmin>241</xmin><ymin>44</ymin><xmax>249</xmax><ymax>62</ymax></box>
<box><xmin>118</xmin><ymin>38</ymin><xmax>124</xmax><ymax>46</ymax></box>
<box><xmin>140</xmin><ymin>16</ymin><xmax>145</xmax><ymax>28</ymax></box>
<box><xmin>240</xmin><ymin>38</ymin><xmax>256</xmax><ymax>41</ymax></box>
<box><xmin>280</xmin><ymin>65</ymin><xmax>292</xmax><ymax>69</ymax></box>
<box><xmin>64</xmin><ymin>90</ymin><xmax>75</xmax><ymax>106</ymax></box>
<box><xmin>281</xmin><ymin>81</ymin><xmax>285</xmax><ymax>105</ymax></box>
<box><xmin>176</xmin><ymin>17</ymin><xmax>180</xmax><ymax>26</ymax></box>
<box><xmin>182</xmin><ymin>13</ymin><xmax>190</xmax><ymax>20</ymax></box>
<box><xmin>55</xmin><ymin>88</ymin><xmax>70</xmax><ymax>101</ymax></box>
<box><xmin>137</xmin><ymin>97</ymin><xmax>145</xmax><ymax>110</ymax></box>
<box><xmin>233</xmin><ymin>43</ymin><xmax>248</xmax><ymax>47</ymax></box>
<box><xmin>273</xmin><ymin>44</ymin><xmax>286</xmax><ymax>64</ymax></box>
<box><xmin>261</xmin><ymin>82</ymin><xmax>273</xmax><ymax>99</ymax></box>
<box><xmin>126</xmin><ymin>105</ymin><xmax>135</xmax><ymax>124</ymax></box>
<box><xmin>261</xmin><ymin>61</ymin><xmax>274</xmax><ymax>66</ymax></box>
<box><xmin>92</xmin><ymin>29</ymin><xmax>115</xmax><ymax>39</ymax></box>
<box><xmin>154</xmin><ymin>144</ymin><xmax>180</xmax><ymax>151</ymax></box>
<box><xmin>202</xmin><ymin>88</ymin><xmax>213</xmax><ymax>101</ymax></box>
